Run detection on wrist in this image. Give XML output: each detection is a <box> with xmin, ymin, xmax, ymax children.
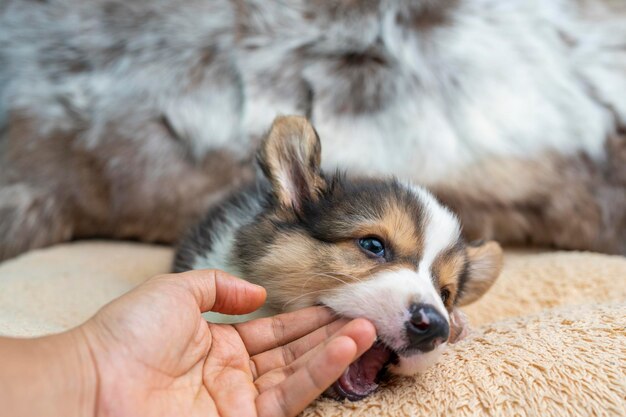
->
<box><xmin>33</xmin><ymin>328</ymin><xmax>98</xmax><ymax>417</ymax></box>
<box><xmin>61</xmin><ymin>326</ymin><xmax>99</xmax><ymax>417</ymax></box>
<box><xmin>0</xmin><ymin>328</ymin><xmax>97</xmax><ymax>417</ymax></box>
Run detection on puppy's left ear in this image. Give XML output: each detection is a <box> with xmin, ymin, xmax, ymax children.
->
<box><xmin>456</xmin><ymin>241</ymin><xmax>503</xmax><ymax>306</ymax></box>
<box><xmin>257</xmin><ymin>115</ymin><xmax>326</xmax><ymax>213</ymax></box>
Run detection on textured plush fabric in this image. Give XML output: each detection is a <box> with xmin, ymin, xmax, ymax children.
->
<box><xmin>0</xmin><ymin>242</ymin><xmax>625</xmax><ymax>416</ymax></box>
<box><xmin>0</xmin><ymin>241</ymin><xmax>173</xmax><ymax>336</ymax></box>
<box><xmin>305</xmin><ymin>303</ymin><xmax>626</xmax><ymax>417</ymax></box>
<box><xmin>462</xmin><ymin>250</ymin><xmax>626</xmax><ymax>326</ymax></box>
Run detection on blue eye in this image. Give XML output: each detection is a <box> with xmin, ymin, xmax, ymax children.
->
<box><xmin>358</xmin><ymin>237</ymin><xmax>385</xmax><ymax>257</ymax></box>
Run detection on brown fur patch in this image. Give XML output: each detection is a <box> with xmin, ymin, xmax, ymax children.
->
<box><xmin>432</xmin><ymin>142</ymin><xmax>626</xmax><ymax>255</ymax></box>
<box><xmin>0</xmin><ymin>110</ymin><xmax>252</xmax><ymax>260</ymax></box>
<box><xmin>395</xmin><ymin>0</ymin><xmax>460</xmax><ymax>31</ymax></box>
<box><xmin>330</xmin><ymin>50</ymin><xmax>395</xmax><ymax>115</ymax></box>
<box><xmin>187</xmin><ymin>46</ymin><xmax>217</xmax><ymax>88</ymax></box>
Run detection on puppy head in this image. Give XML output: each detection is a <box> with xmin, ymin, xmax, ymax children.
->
<box><xmin>237</xmin><ymin>116</ymin><xmax>503</xmax><ymax>400</ymax></box>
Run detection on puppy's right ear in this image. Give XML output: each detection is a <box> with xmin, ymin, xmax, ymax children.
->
<box><xmin>456</xmin><ymin>240</ymin><xmax>503</xmax><ymax>306</ymax></box>
<box><xmin>257</xmin><ymin>116</ymin><xmax>326</xmax><ymax>213</ymax></box>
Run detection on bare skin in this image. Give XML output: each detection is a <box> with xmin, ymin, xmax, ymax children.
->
<box><xmin>0</xmin><ymin>270</ymin><xmax>377</xmax><ymax>417</ymax></box>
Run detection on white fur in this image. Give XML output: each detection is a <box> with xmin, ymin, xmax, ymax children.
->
<box><xmin>320</xmin><ymin>268</ymin><xmax>449</xmax><ymax>375</ymax></box>
<box><xmin>389</xmin><ymin>343</ymin><xmax>448</xmax><ymax>376</ymax></box>
<box><xmin>408</xmin><ymin>184</ymin><xmax>461</xmax><ymax>283</ymax></box>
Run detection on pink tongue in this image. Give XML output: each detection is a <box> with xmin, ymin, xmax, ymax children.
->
<box><xmin>337</xmin><ymin>343</ymin><xmax>391</xmax><ymax>399</ymax></box>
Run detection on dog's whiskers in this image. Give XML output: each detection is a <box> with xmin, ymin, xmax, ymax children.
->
<box><xmin>273</xmin><ymin>271</ymin><xmax>362</xmax><ymax>295</ymax></box>
<box><xmin>282</xmin><ymin>288</ymin><xmax>334</xmax><ymax>310</ymax></box>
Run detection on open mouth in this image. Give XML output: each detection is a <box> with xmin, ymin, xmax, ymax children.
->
<box><xmin>325</xmin><ymin>340</ymin><xmax>398</xmax><ymax>401</ymax></box>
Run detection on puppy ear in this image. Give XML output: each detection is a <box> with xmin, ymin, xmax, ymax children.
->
<box><xmin>257</xmin><ymin>116</ymin><xmax>326</xmax><ymax>212</ymax></box>
<box><xmin>456</xmin><ymin>240</ymin><xmax>503</xmax><ymax>306</ymax></box>
<box><xmin>448</xmin><ymin>308</ymin><xmax>469</xmax><ymax>344</ymax></box>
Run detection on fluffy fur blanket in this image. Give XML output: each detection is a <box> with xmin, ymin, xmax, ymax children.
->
<box><xmin>0</xmin><ymin>242</ymin><xmax>624</xmax><ymax>416</ymax></box>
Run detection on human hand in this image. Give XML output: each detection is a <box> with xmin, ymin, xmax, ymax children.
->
<box><xmin>79</xmin><ymin>269</ymin><xmax>376</xmax><ymax>417</ymax></box>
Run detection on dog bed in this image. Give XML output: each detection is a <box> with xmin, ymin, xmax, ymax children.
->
<box><xmin>0</xmin><ymin>241</ymin><xmax>624</xmax><ymax>416</ymax></box>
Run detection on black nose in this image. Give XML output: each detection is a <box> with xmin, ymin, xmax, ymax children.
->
<box><xmin>406</xmin><ymin>303</ymin><xmax>450</xmax><ymax>352</ymax></box>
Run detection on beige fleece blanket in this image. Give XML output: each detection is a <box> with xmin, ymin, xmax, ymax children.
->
<box><xmin>0</xmin><ymin>242</ymin><xmax>625</xmax><ymax>416</ymax></box>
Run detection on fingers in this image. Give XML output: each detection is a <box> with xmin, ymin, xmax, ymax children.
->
<box><xmin>254</xmin><ymin>318</ymin><xmax>376</xmax><ymax>393</ymax></box>
<box><xmin>167</xmin><ymin>269</ymin><xmax>267</xmax><ymax>314</ymax></box>
<box><xmin>235</xmin><ymin>306</ymin><xmax>337</xmax><ymax>356</ymax></box>
<box><xmin>250</xmin><ymin>318</ymin><xmax>349</xmax><ymax>377</ymax></box>
<box><xmin>256</xmin><ymin>328</ymin><xmax>374</xmax><ymax>417</ymax></box>
<box><xmin>203</xmin><ymin>325</ymin><xmax>260</xmax><ymax>417</ymax></box>
<box><xmin>257</xmin><ymin>336</ymin><xmax>355</xmax><ymax>417</ymax></box>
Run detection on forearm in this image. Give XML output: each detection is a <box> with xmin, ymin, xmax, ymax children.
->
<box><xmin>0</xmin><ymin>328</ymin><xmax>96</xmax><ymax>417</ymax></box>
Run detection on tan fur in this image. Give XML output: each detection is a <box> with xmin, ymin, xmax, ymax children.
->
<box><xmin>251</xmin><ymin>231</ymin><xmax>376</xmax><ymax>311</ymax></box>
<box><xmin>351</xmin><ymin>204</ymin><xmax>423</xmax><ymax>260</ymax></box>
<box><xmin>432</xmin><ymin>249</ymin><xmax>466</xmax><ymax>309</ymax></box>
<box><xmin>382</xmin><ymin>202</ymin><xmax>424</xmax><ymax>258</ymax></box>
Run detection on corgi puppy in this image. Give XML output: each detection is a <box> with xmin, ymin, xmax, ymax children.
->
<box><xmin>173</xmin><ymin>116</ymin><xmax>503</xmax><ymax>400</ymax></box>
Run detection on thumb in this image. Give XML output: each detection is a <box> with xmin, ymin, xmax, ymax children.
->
<box><xmin>176</xmin><ymin>269</ymin><xmax>267</xmax><ymax>315</ymax></box>
<box><xmin>211</xmin><ymin>270</ymin><xmax>267</xmax><ymax>315</ymax></box>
